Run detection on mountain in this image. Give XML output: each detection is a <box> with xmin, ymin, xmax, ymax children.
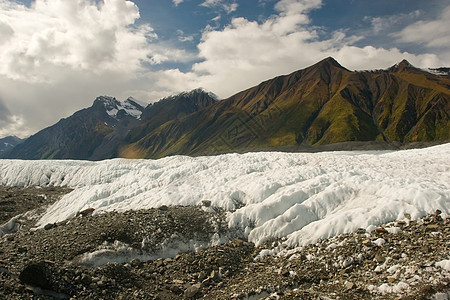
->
<box><xmin>3</xmin><ymin>58</ymin><xmax>449</xmax><ymax>160</ymax></box>
<box><xmin>120</xmin><ymin>58</ymin><xmax>450</xmax><ymax>158</ymax></box>
<box><xmin>119</xmin><ymin>88</ymin><xmax>218</xmax><ymax>158</ymax></box>
<box><xmin>3</xmin><ymin>90</ymin><xmax>218</xmax><ymax>160</ymax></box>
<box><xmin>0</xmin><ymin>136</ymin><xmax>24</xmax><ymax>153</ymax></box>
<box><xmin>3</xmin><ymin>96</ymin><xmax>146</xmax><ymax>160</ymax></box>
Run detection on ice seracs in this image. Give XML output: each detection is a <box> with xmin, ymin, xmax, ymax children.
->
<box><xmin>1</xmin><ymin>143</ymin><xmax>449</xmax><ymax>248</ymax></box>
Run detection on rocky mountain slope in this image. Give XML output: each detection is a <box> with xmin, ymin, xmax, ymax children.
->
<box><xmin>0</xmin><ymin>136</ymin><xmax>24</xmax><ymax>154</ymax></box>
<box><xmin>119</xmin><ymin>88</ymin><xmax>218</xmax><ymax>158</ymax></box>
<box><xmin>121</xmin><ymin>58</ymin><xmax>450</xmax><ymax>158</ymax></box>
<box><xmin>3</xmin><ymin>90</ymin><xmax>217</xmax><ymax>160</ymax></box>
<box><xmin>2</xmin><ymin>97</ymin><xmax>146</xmax><ymax>160</ymax></box>
<box><xmin>0</xmin><ymin>187</ymin><xmax>448</xmax><ymax>299</ymax></box>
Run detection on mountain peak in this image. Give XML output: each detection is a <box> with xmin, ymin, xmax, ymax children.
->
<box><xmin>93</xmin><ymin>96</ymin><xmax>144</xmax><ymax>120</ymax></box>
<box><xmin>314</xmin><ymin>57</ymin><xmax>345</xmax><ymax>69</ymax></box>
<box><xmin>305</xmin><ymin>57</ymin><xmax>349</xmax><ymax>74</ymax></box>
<box><xmin>0</xmin><ymin>136</ymin><xmax>24</xmax><ymax>153</ymax></box>
<box><xmin>94</xmin><ymin>95</ymin><xmax>118</xmax><ymax>104</ymax></box>
<box><xmin>164</xmin><ymin>88</ymin><xmax>219</xmax><ymax>101</ymax></box>
<box><xmin>298</xmin><ymin>57</ymin><xmax>349</xmax><ymax>84</ymax></box>
<box><xmin>388</xmin><ymin>59</ymin><xmax>415</xmax><ymax>72</ymax></box>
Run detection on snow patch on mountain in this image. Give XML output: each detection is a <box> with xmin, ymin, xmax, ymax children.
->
<box><xmin>163</xmin><ymin>88</ymin><xmax>218</xmax><ymax>101</ymax></box>
<box><xmin>0</xmin><ymin>136</ymin><xmax>24</xmax><ymax>152</ymax></box>
<box><xmin>126</xmin><ymin>96</ymin><xmax>148</xmax><ymax>108</ymax></box>
<box><xmin>97</xmin><ymin>96</ymin><xmax>145</xmax><ymax>120</ymax></box>
<box><xmin>1</xmin><ymin>144</ymin><xmax>449</xmax><ymax>247</ymax></box>
<box><xmin>426</xmin><ymin>68</ymin><xmax>450</xmax><ymax>76</ymax></box>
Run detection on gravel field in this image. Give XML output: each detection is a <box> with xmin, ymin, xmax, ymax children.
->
<box><xmin>0</xmin><ymin>187</ymin><xmax>449</xmax><ymax>299</ymax></box>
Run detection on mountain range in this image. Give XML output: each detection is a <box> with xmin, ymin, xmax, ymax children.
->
<box><xmin>3</xmin><ymin>97</ymin><xmax>146</xmax><ymax>160</ymax></box>
<box><xmin>2</xmin><ymin>57</ymin><xmax>449</xmax><ymax>160</ymax></box>
<box><xmin>0</xmin><ymin>136</ymin><xmax>24</xmax><ymax>153</ymax></box>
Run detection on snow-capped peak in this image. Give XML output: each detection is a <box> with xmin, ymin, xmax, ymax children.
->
<box><xmin>183</xmin><ymin>88</ymin><xmax>218</xmax><ymax>100</ymax></box>
<box><xmin>162</xmin><ymin>88</ymin><xmax>219</xmax><ymax>101</ymax></box>
<box><xmin>95</xmin><ymin>96</ymin><xmax>145</xmax><ymax>120</ymax></box>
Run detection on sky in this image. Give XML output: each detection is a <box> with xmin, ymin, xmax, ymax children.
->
<box><xmin>0</xmin><ymin>0</ymin><xmax>449</xmax><ymax>138</ymax></box>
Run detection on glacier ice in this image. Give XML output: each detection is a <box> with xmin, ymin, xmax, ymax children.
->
<box><xmin>1</xmin><ymin>143</ymin><xmax>449</xmax><ymax>247</ymax></box>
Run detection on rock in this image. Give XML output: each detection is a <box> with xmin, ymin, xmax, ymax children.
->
<box><xmin>184</xmin><ymin>283</ymin><xmax>201</xmax><ymax>298</ymax></box>
<box><xmin>155</xmin><ymin>259</ymin><xmax>164</xmax><ymax>268</ymax></box>
<box><xmin>130</xmin><ymin>258</ymin><xmax>141</xmax><ymax>267</ymax></box>
<box><xmin>210</xmin><ymin>270</ymin><xmax>219</xmax><ymax>280</ymax></box>
<box><xmin>344</xmin><ymin>282</ymin><xmax>355</xmax><ymax>290</ymax></box>
<box><xmin>421</xmin><ymin>246</ymin><xmax>431</xmax><ymax>253</ymax></box>
<box><xmin>231</xmin><ymin>239</ymin><xmax>244</xmax><ymax>247</ymax></box>
<box><xmin>159</xmin><ymin>205</ymin><xmax>168</xmax><ymax>211</ymax></box>
<box><xmin>426</xmin><ymin>224</ymin><xmax>439</xmax><ymax>231</ymax></box>
<box><xmin>43</xmin><ymin>223</ymin><xmax>56</xmax><ymax>230</ymax></box>
<box><xmin>362</xmin><ymin>239</ymin><xmax>372</xmax><ymax>246</ymax></box>
<box><xmin>388</xmin><ymin>277</ymin><xmax>396</xmax><ymax>283</ymax></box>
<box><xmin>170</xmin><ymin>284</ymin><xmax>183</xmax><ymax>295</ymax></box>
<box><xmin>197</xmin><ymin>271</ymin><xmax>207</xmax><ymax>281</ymax></box>
<box><xmin>202</xmin><ymin>200</ymin><xmax>211</xmax><ymax>207</ymax></box>
<box><xmin>164</xmin><ymin>258</ymin><xmax>173</xmax><ymax>264</ymax></box>
<box><xmin>375</xmin><ymin>253</ymin><xmax>385</xmax><ymax>263</ymax></box>
<box><xmin>76</xmin><ymin>208</ymin><xmax>95</xmax><ymax>217</ymax></box>
<box><xmin>81</xmin><ymin>273</ymin><xmax>92</xmax><ymax>285</ymax></box>
<box><xmin>216</xmin><ymin>257</ymin><xmax>225</xmax><ymax>266</ymax></box>
<box><xmin>356</xmin><ymin>228</ymin><xmax>366</xmax><ymax>234</ymax></box>
<box><xmin>342</xmin><ymin>257</ymin><xmax>354</xmax><ymax>268</ymax></box>
<box><xmin>375</xmin><ymin>227</ymin><xmax>388</xmax><ymax>234</ymax></box>
<box><xmin>201</xmin><ymin>277</ymin><xmax>212</xmax><ymax>288</ymax></box>
<box><xmin>19</xmin><ymin>261</ymin><xmax>53</xmax><ymax>290</ymax></box>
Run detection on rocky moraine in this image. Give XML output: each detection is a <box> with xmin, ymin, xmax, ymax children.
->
<box><xmin>0</xmin><ymin>186</ymin><xmax>449</xmax><ymax>299</ymax></box>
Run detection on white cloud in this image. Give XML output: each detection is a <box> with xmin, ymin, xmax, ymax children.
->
<box><xmin>172</xmin><ymin>0</ymin><xmax>184</xmax><ymax>6</ymax></box>
<box><xmin>365</xmin><ymin>10</ymin><xmax>421</xmax><ymax>34</ymax></box>
<box><xmin>394</xmin><ymin>5</ymin><xmax>450</xmax><ymax>50</ymax></box>
<box><xmin>0</xmin><ymin>99</ymin><xmax>27</xmax><ymax>138</ymax></box>
<box><xmin>0</xmin><ymin>0</ymin><xmax>177</xmax><ymax>137</ymax></box>
<box><xmin>158</xmin><ymin>0</ymin><xmax>442</xmax><ymax>99</ymax></box>
<box><xmin>274</xmin><ymin>0</ymin><xmax>322</xmax><ymax>15</ymax></box>
<box><xmin>200</xmin><ymin>0</ymin><xmax>238</xmax><ymax>14</ymax></box>
<box><xmin>0</xmin><ymin>0</ymin><xmax>159</xmax><ymax>82</ymax></box>
<box><xmin>176</xmin><ymin>29</ymin><xmax>195</xmax><ymax>42</ymax></box>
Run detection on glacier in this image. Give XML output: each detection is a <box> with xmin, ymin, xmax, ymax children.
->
<box><xmin>1</xmin><ymin>143</ymin><xmax>449</xmax><ymax>247</ymax></box>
